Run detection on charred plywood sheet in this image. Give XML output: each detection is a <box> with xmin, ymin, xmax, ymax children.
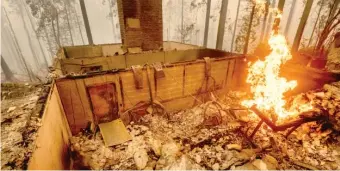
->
<box><xmin>88</xmin><ymin>83</ymin><xmax>119</xmax><ymax>123</ymax></box>
<box><xmin>83</xmin><ymin>75</ymin><xmax>124</xmax><ymax>114</ymax></box>
<box><xmin>99</xmin><ymin>119</ymin><xmax>131</xmax><ymax>147</ymax></box>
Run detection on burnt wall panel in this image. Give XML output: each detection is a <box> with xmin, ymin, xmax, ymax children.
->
<box><xmin>119</xmin><ymin>69</ymin><xmax>155</xmax><ymax>109</ymax></box>
<box><xmin>231</xmin><ymin>58</ymin><xmax>248</xmax><ymax>90</ymax></box>
<box><xmin>155</xmin><ymin>66</ymin><xmax>184</xmax><ymax>101</ymax></box>
<box><xmin>208</xmin><ymin>60</ymin><xmax>229</xmax><ymax>90</ymax></box>
<box><xmin>28</xmin><ymin>84</ymin><xmax>71</xmax><ymax>170</ymax></box>
<box><xmin>226</xmin><ymin>59</ymin><xmax>236</xmax><ymax>89</ymax></box>
<box><xmin>56</xmin><ymin>80</ymin><xmax>90</xmax><ymax>134</ymax></box>
<box><xmin>55</xmin><ymin>57</ymin><xmax>245</xmax><ymax>133</ymax></box>
<box><xmin>184</xmin><ymin>63</ymin><xmax>206</xmax><ymax>96</ymax></box>
<box><xmin>88</xmin><ymin>83</ymin><xmax>119</xmax><ymax>123</ymax></box>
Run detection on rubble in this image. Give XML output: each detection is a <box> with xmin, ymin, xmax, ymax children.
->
<box><xmin>226</xmin><ymin>144</ymin><xmax>242</xmax><ymax>151</ymax></box>
<box><xmin>1</xmin><ymin>83</ymin><xmax>49</xmax><ymax>170</ymax></box>
<box><xmin>70</xmin><ymin>81</ymin><xmax>340</xmax><ymax>170</ymax></box>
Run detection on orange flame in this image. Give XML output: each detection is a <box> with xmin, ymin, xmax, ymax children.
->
<box><xmin>241</xmin><ymin>5</ymin><xmax>313</xmax><ymax>118</ymax></box>
<box><xmin>242</xmin><ymin>33</ymin><xmax>296</xmax><ymax>117</ymax></box>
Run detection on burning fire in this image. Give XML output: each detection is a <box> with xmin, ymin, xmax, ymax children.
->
<box><xmin>242</xmin><ymin>33</ymin><xmax>297</xmax><ymax>118</ymax></box>
<box><xmin>242</xmin><ymin>3</ymin><xmax>313</xmax><ymax>118</ymax></box>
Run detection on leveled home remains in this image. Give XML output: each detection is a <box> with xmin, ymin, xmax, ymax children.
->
<box><xmin>5</xmin><ymin>0</ymin><xmax>339</xmax><ymax>170</ymax></box>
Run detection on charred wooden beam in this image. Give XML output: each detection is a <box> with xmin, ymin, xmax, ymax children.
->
<box><xmin>249</xmin><ymin>120</ymin><xmax>263</xmax><ymax>139</ymax></box>
<box><xmin>249</xmin><ymin>105</ymin><xmax>325</xmax><ymax>137</ymax></box>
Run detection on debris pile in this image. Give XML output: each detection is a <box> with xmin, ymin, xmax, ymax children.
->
<box><xmin>287</xmin><ymin>81</ymin><xmax>340</xmax><ymax>131</ymax></box>
<box><xmin>70</xmin><ymin>81</ymin><xmax>340</xmax><ymax>170</ymax></box>
<box><xmin>1</xmin><ymin>83</ymin><xmax>49</xmax><ymax>170</ymax></box>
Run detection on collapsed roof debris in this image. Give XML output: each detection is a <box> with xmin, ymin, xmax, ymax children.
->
<box><xmin>70</xmin><ymin>81</ymin><xmax>340</xmax><ymax>170</ymax></box>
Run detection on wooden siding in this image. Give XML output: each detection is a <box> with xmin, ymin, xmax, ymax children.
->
<box><xmin>56</xmin><ymin>57</ymin><xmax>246</xmax><ymax>135</ymax></box>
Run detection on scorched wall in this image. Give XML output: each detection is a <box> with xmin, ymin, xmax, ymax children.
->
<box><xmin>55</xmin><ymin>56</ymin><xmax>246</xmax><ymax>135</ymax></box>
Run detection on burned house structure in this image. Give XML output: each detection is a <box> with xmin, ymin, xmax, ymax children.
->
<box><xmin>25</xmin><ymin>0</ymin><xmax>340</xmax><ymax>170</ymax></box>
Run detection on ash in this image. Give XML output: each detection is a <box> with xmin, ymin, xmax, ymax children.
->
<box><xmin>1</xmin><ymin>83</ymin><xmax>50</xmax><ymax>170</ymax></box>
<box><xmin>71</xmin><ymin>82</ymin><xmax>340</xmax><ymax>170</ymax></box>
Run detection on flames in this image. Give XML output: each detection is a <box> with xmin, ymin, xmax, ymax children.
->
<box><xmin>241</xmin><ymin>3</ymin><xmax>313</xmax><ymax>119</ymax></box>
<box><xmin>242</xmin><ymin>33</ymin><xmax>297</xmax><ymax>118</ymax></box>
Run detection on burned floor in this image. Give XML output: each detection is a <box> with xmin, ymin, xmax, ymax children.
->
<box><xmin>1</xmin><ymin>83</ymin><xmax>50</xmax><ymax>170</ymax></box>
<box><xmin>70</xmin><ymin>81</ymin><xmax>340</xmax><ymax>170</ymax></box>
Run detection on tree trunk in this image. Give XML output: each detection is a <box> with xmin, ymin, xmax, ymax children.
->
<box><xmin>18</xmin><ymin>1</ymin><xmax>40</xmax><ymax>68</ymax></box>
<box><xmin>168</xmin><ymin>1</ymin><xmax>171</xmax><ymax>41</ymax></box>
<box><xmin>195</xmin><ymin>4</ymin><xmax>199</xmax><ymax>45</ymax></box>
<box><xmin>308</xmin><ymin>0</ymin><xmax>324</xmax><ymax>47</ymax></box>
<box><xmin>3</xmin><ymin>8</ymin><xmax>33</xmax><ymax>81</ymax></box>
<box><xmin>243</xmin><ymin>3</ymin><xmax>256</xmax><ymax>55</ymax></box>
<box><xmin>56</xmin><ymin>11</ymin><xmax>62</xmax><ymax>46</ymax></box>
<box><xmin>1</xmin><ymin>55</ymin><xmax>14</xmax><ymax>81</ymax></box>
<box><xmin>203</xmin><ymin>0</ymin><xmax>211</xmax><ymax>47</ymax></box>
<box><xmin>5</xmin><ymin>29</ymin><xmax>31</xmax><ymax>77</ymax></box>
<box><xmin>260</xmin><ymin>0</ymin><xmax>270</xmax><ymax>42</ymax></box>
<box><xmin>44</xmin><ymin>27</ymin><xmax>54</xmax><ymax>58</ymax></box>
<box><xmin>216</xmin><ymin>0</ymin><xmax>229</xmax><ymax>50</ymax></box>
<box><xmin>73</xmin><ymin>5</ymin><xmax>85</xmax><ymax>44</ymax></box>
<box><xmin>65</xmin><ymin>4</ymin><xmax>74</xmax><ymax>46</ymax></box>
<box><xmin>326</xmin><ymin>0</ymin><xmax>340</xmax><ymax>25</ymax></box>
<box><xmin>3</xmin><ymin>29</ymin><xmax>25</xmax><ymax>74</ymax></box>
<box><xmin>181</xmin><ymin>0</ymin><xmax>184</xmax><ymax>43</ymax></box>
<box><xmin>79</xmin><ymin>0</ymin><xmax>93</xmax><ymax>45</ymax></box>
<box><xmin>52</xmin><ymin>16</ymin><xmax>61</xmax><ymax>48</ymax></box>
<box><xmin>21</xmin><ymin>0</ymin><xmax>49</xmax><ymax>68</ymax></box>
<box><xmin>265</xmin><ymin>0</ymin><xmax>276</xmax><ymax>40</ymax></box>
<box><xmin>315</xmin><ymin>6</ymin><xmax>340</xmax><ymax>50</ymax></box>
<box><xmin>292</xmin><ymin>0</ymin><xmax>314</xmax><ymax>53</ymax></box>
<box><xmin>109</xmin><ymin>0</ymin><xmax>116</xmax><ymax>42</ymax></box>
<box><xmin>231</xmin><ymin>0</ymin><xmax>241</xmax><ymax>52</ymax></box>
<box><xmin>284</xmin><ymin>0</ymin><xmax>297</xmax><ymax>36</ymax></box>
<box><xmin>272</xmin><ymin>0</ymin><xmax>285</xmax><ymax>34</ymax></box>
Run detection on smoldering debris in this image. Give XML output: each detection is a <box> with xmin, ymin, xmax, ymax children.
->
<box><xmin>70</xmin><ymin>81</ymin><xmax>340</xmax><ymax>170</ymax></box>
